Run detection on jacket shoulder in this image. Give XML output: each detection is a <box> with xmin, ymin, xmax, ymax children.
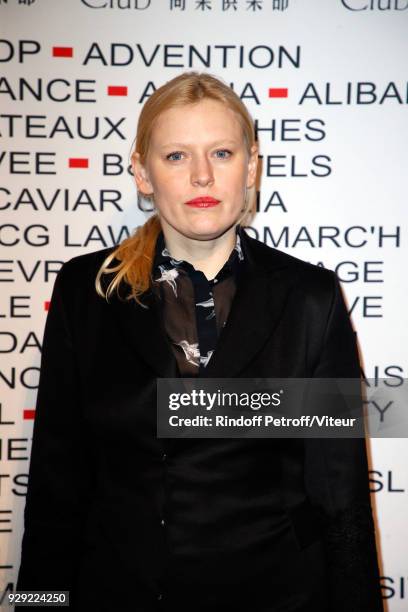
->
<box><xmin>55</xmin><ymin>246</ymin><xmax>117</xmax><ymax>289</ymax></box>
<box><xmin>244</xmin><ymin>232</ymin><xmax>336</xmax><ymax>294</ymax></box>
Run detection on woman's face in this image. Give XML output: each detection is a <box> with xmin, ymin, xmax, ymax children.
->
<box><xmin>132</xmin><ymin>98</ymin><xmax>258</xmax><ymax>242</ymax></box>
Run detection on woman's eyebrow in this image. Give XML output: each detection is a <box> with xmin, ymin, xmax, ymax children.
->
<box><xmin>159</xmin><ymin>139</ymin><xmax>239</xmax><ymax>149</ymax></box>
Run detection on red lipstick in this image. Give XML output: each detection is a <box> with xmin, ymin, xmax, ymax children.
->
<box><xmin>185</xmin><ymin>196</ymin><xmax>221</xmax><ymax>208</ymax></box>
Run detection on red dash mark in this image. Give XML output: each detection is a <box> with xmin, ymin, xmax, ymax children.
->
<box><xmin>53</xmin><ymin>46</ymin><xmax>73</xmax><ymax>58</ymax></box>
<box><xmin>269</xmin><ymin>88</ymin><xmax>288</xmax><ymax>98</ymax></box>
<box><xmin>108</xmin><ymin>86</ymin><xmax>128</xmax><ymax>97</ymax></box>
<box><xmin>24</xmin><ymin>410</ymin><xmax>36</xmax><ymax>420</ymax></box>
<box><xmin>69</xmin><ymin>158</ymin><xmax>89</xmax><ymax>169</ymax></box>
<box><xmin>44</xmin><ymin>300</ymin><xmax>50</xmax><ymax>311</ymax></box>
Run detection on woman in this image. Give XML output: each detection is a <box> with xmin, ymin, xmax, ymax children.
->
<box><xmin>17</xmin><ymin>71</ymin><xmax>383</xmax><ymax>611</ymax></box>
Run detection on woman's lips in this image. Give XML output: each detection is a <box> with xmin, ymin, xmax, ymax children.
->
<box><xmin>185</xmin><ymin>197</ymin><xmax>221</xmax><ymax>208</ymax></box>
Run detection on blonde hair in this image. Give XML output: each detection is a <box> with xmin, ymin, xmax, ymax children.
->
<box><xmin>95</xmin><ymin>70</ymin><xmax>258</xmax><ymax>305</ymax></box>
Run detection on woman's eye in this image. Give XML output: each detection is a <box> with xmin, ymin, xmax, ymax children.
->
<box><xmin>215</xmin><ymin>149</ymin><xmax>232</xmax><ymax>159</ymax></box>
<box><xmin>166</xmin><ymin>152</ymin><xmax>184</xmax><ymax>161</ymax></box>
<box><xmin>166</xmin><ymin>150</ymin><xmax>232</xmax><ymax>162</ymax></box>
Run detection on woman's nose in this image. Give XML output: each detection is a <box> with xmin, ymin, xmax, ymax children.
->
<box><xmin>190</xmin><ymin>155</ymin><xmax>214</xmax><ymax>187</ymax></box>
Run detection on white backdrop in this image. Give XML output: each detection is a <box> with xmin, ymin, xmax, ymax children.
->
<box><xmin>1</xmin><ymin>0</ymin><xmax>407</xmax><ymax>608</ymax></box>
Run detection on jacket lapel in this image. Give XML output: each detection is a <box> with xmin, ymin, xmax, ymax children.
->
<box><xmin>201</xmin><ymin>233</ymin><xmax>294</xmax><ymax>378</ymax></box>
<box><xmin>109</xmin><ymin>230</ymin><xmax>295</xmax><ymax>379</ymax></box>
<box><xmin>109</xmin><ymin>284</ymin><xmax>180</xmax><ymax>379</ymax></box>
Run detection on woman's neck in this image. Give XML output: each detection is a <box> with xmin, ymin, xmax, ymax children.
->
<box><xmin>161</xmin><ymin>223</ymin><xmax>238</xmax><ymax>281</ymax></box>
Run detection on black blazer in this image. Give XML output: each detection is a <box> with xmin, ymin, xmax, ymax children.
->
<box><xmin>17</xmin><ymin>229</ymin><xmax>383</xmax><ymax>611</ymax></box>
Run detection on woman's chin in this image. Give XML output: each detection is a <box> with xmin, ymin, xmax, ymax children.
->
<box><xmin>182</xmin><ymin>221</ymin><xmax>235</xmax><ymax>241</ymax></box>
<box><xmin>161</xmin><ymin>211</ymin><xmax>239</xmax><ymax>241</ymax></box>
<box><xmin>180</xmin><ymin>213</ymin><xmax>239</xmax><ymax>236</ymax></box>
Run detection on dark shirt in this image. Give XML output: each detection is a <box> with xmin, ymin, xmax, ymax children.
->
<box><xmin>150</xmin><ymin>224</ymin><xmax>245</xmax><ymax>377</ymax></box>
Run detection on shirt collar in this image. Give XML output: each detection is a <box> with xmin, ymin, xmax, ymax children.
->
<box><xmin>152</xmin><ymin>224</ymin><xmax>245</xmax><ymax>283</ymax></box>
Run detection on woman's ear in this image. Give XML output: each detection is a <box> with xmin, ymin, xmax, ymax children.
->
<box><xmin>246</xmin><ymin>143</ymin><xmax>259</xmax><ymax>189</ymax></box>
<box><xmin>131</xmin><ymin>151</ymin><xmax>154</xmax><ymax>196</ymax></box>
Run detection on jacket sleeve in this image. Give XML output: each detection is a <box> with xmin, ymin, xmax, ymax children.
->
<box><xmin>305</xmin><ymin>271</ymin><xmax>383</xmax><ymax>611</ymax></box>
<box><xmin>16</xmin><ymin>261</ymin><xmax>94</xmax><ymax>607</ymax></box>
